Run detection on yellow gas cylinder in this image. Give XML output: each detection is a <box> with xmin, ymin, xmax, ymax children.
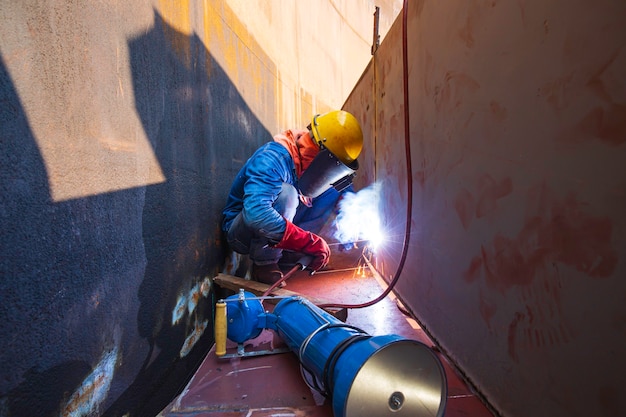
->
<box><xmin>214</xmin><ymin>300</ymin><xmax>227</xmax><ymax>357</ymax></box>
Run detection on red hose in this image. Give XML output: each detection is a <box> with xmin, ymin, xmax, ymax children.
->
<box><xmin>319</xmin><ymin>0</ymin><xmax>412</xmax><ymax>310</ymax></box>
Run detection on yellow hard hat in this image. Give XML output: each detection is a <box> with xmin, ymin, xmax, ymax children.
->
<box><xmin>310</xmin><ymin>110</ymin><xmax>363</xmax><ymax>164</ymax></box>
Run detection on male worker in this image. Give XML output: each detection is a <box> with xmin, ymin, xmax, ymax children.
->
<box><xmin>222</xmin><ymin>110</ymin><xmax>363</xmax><ymax>285</ymax></box>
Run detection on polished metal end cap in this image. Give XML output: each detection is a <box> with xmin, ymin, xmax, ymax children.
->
<box><xmin>344</xmin><ymin>340</ymin><xmax>447</xmax><ymax>417</ymax></box>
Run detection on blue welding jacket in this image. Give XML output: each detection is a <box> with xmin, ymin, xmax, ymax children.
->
<box><xmin>222</xmin><ymin>142</ymin><xmax>296</xmax><ymax>242</ymax></box>
<box><xmin>222</xmin><ymin>141</ymin><xmax>350</xmax><ymax>248</ymax></box>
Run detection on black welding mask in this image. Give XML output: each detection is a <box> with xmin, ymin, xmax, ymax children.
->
<box><xmin>298</xmin><ymin>148</ymin><xmax>358</xmax><ymax>200</ymax></box>
<box><xmin>298</xmin><ymin>110</ymin><xmax>363</xmax><ymax>204</ymax></box>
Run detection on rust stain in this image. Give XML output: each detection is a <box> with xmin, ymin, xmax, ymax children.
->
<box><xmin>547</xmin><ymin>193</ymin><xmax>617</xmax><ymax>277</ymax></box>
<box><xmin>61</xmin><ymin>348</ymin><xmax>117</xmax><ymax>417</ymax></box>
<box><xmin>489</xmin><ymin>100</ymin><xmax>508</xmax><ymax>122</ymax></box>
<box><xmin>557</xmin><ymin>48</ymin><xmax>626</xmax><ymax>146</ymax></box>
<box><xmin>172</xmin><ymin>278</ymin><xmax>212</xmax><ymax>326</ymax></box>
<box><xmin>464</xmin><ymin>181</ymin><xmax>616</xmax><ymax>288</ymax></box>
<box><xmin>463</xmin><ymin>182</ymin><xmax>617</xmax><ymax>360</ymax></box>
<box><xmin>190</xmin><ymin>283</ymin><xmax>201</xmax><ymax>309</ymax></box>
<box><xmin>538</xmin><ymin>73</ymin><xmax>575</xmax><ymax>112</ymax></box>
<box><xmin>454</xmin><ymin>174</ymin><xmax>512</xmax><ymax>228</ymax></box>
<box><xmin>180</xmin><ymin>319</ymin><xmax>208</xmax><ymax>357</ymax></box>
<box><xmin>434</xmin><ymin>71</ymin><xmax>481</xmax><ymax>112</ymax></box>
<box><xmin>454</xmin><ymin>187</ymin><xmax>475</xmax><ymax>230</ymax></box>
<box><xmin>505</xmin><ymin>267</ymin><xmax>576</xmax><ymax>362</ymax></box>
<box><xmin>476</xmin><ymin>174</ymin><xmax>512</xmax><ymax>218</ymax></box>
<box><xmin>576</xmin><ymin>105</ymin><xmax>626</xmax><ymax>146</ymax></box>
<box><xmin>480</xmin><ymin>236</ymin><xmax>538</xmax><ymax>291</ymax></box>
<box><xmin>90</xmin><ymin>293</ymin><xmax>100</xmax><ymax>309</ymax></box>
<box><xmin>587</xmin><ymin>48</ymin><xmax>621</xmax><ymax>104</ymax></box>
<box><xmin>458</xmin><ymin>14</ymin><xmax>475</xmax><ymax>49</ymax></box>
<box><xmin>63</xmin><ymin>374</ymin><xmax>107</xmax><ymax>415</ymax></box>
<box><xmin>463</xmin><ymin>254</ymin><xmax>483</xmax><ymax>283</ymax></box>
<box><xmin>414</xmin><ymin>170</ymin><xmax>427</xmax><ymax>188</ymax></box>
<box><xmin>474</xmin><ymin>189</ymin><xmax>616</xmax><ymax>294</ymax></box>
<box><xmin>223</xmin><ymin>251</ymin><xmax>245</xmax><ymax>275</ymax></box>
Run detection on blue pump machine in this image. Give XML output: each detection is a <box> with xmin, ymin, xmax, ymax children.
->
<box><xmin>215</xmin><ymin>290</ymin><xmax>447</xmax><ymax>417</ymax></box>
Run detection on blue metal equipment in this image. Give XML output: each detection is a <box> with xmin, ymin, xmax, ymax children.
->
<box><xmin>216</xmin><ymin>291</ymin><xmax>447</xmax><ymax>417</ymax></box>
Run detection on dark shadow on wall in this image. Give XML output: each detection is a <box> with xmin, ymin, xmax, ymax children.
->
<box><xmin>0</xmin><ymin>9</ymin><xmax>272</xmax><ymax>417</ymax></box>
<box><xmin>0</xmin><ymin>53</ymin><xmax>146</xmax><ymax>416</ymax></box>
<box><xmin>5</xmin><ymin>361</ymin><xmax>92</xmax><ymax>417</ymax></box>
<box><xmin>0</xmin><ymin>53</ymin><xmax>89</xmax><ymax>417</ymax></box>
<box><xmin>102</xmin><ymin>11</ymin><xmax>272</xmax><ymax>417</ymax></box>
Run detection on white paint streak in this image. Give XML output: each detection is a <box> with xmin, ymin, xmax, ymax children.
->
<box><xmin>61</xmin><ymin>347</ymin><xmax>118</xmax><ymax>417</ymax></box>
<box><xmin>225</xmin><ymin>365</ymin><xmax>272</xmax><ymax>377</ymax></box>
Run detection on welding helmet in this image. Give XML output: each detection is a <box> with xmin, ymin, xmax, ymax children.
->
<box><xmin>299</xmin><ymin>110</ymin><xmax>363</xmax><ymax>200</ymax></box>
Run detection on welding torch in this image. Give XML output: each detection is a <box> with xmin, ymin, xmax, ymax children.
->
<box><xmin>261</xmin><ymin>255</ymin><xmax>314</xmax><ymax>297</ymax></box>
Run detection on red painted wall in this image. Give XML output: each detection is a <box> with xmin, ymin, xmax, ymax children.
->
<box><xmin>345</xmin><ymin>1</ymin><xmax>626</xmax><ymax>416</ymax></box>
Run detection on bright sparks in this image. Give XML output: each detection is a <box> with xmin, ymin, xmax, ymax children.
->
<box><xmin>333</xmin><ymin>182</ymin><xmax>385</xmax><ymax>251</ymax></box>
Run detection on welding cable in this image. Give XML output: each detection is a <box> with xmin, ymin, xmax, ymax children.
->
<box><xmin>261</xmin><ymin>255</ymin><xmax>314</xmax><ymax>297</ymax></box>
<box><xmin>300</xmin><ymin>364</ymin><xmax>325</xmax><ymax>395</ymax></box>
<box><xmin>261</xmin><ymin>262</ymin><xmax>303</xmax><ymax>297</ymax></box>
<box><xmin>298</xmin><ymin>322</ymin><xmax>369</xmax><ymax>396</ymax></box>
<box><xmin>318</xmin><ymin>0</ymin><xmax>413</xmax><ymax>310</ymax></box>
<box><xmin>298</xmin><ymin>322</ymin><xmax>331</xmax><ymax>393</ymax></box>
<box><xmin>321</xmin><ymin>333</ymin><xmax>370</xmax><ymax>396</ymax></box>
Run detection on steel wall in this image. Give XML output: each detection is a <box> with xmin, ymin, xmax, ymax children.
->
<box><xmin>0</xmin><ymin>1</ymin><xmax>400</xmax><ymax>416</ymax></box>
<box><xmin>344</xmin><ymin>1</ymin><xmax>626</xmax><ymax>416</ymax></box>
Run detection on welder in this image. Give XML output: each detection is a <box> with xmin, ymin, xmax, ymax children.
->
<box><xmin>221</xmin><ymin>110</ymin><xmax>363</xmax><ymax>285</ymax></box>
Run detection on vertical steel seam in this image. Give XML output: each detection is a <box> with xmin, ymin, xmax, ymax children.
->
<box><xmin>318</xmin><ymin>0</ymin><xmax>412</xmax><ymax>310</ymax></box>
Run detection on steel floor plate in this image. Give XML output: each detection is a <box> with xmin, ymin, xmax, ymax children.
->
<box><xmin>159</xmin><ymin>264</ymin><xmax>495</xmax><ymax>417</ymax></box>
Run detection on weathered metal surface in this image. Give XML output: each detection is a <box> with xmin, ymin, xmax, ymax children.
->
<box><xmin>344</xmin><ymin>1</ymin><xmax>626</xmax><ymax>417</ymax></box>
<box><xmin>0</xmin><ymin>1</ymin><xmax>396</xmax><ymax>416</ymax></box>
<box><xmin>161</xmin><ymin>268</ymin><xmax>495</xmax><ymax>417</ymax></box>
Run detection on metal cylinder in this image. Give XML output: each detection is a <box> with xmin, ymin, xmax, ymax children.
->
<box><xmin>271</xmin><ymin>297</ymin><xmax>447</xmax><ymax>417</ymax></box>
<box><xmin>225</xmin><ymin>290</ymin><xmax>264</xmax><ymax>343</ymax></box>
<box><xmin>214</xmin><ymin>301</ymin><xmax>227</xmax><ymax>357</ymax></box>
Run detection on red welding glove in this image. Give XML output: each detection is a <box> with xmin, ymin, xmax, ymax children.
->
<box><xmin>275</xmin><ymin>220</ymin><xmax>330</xmax><ymax>271</ymax></box>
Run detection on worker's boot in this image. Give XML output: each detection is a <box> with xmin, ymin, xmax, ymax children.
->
<box><xmin>252</xmin><ymin>263</ymin><xmax>284</xmax><ymax>286</ymax></box>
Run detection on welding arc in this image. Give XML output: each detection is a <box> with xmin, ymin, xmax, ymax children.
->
<box><xmin>319</xmin><ymin>0</ymin><xmax>412</xmax><ymax>310</ymax></box>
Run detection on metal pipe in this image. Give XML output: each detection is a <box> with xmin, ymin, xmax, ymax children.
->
<box><xmin>219</xmin><ymin>291</ymin><xmax>448</xmax><ymax>417</ymax></box>
<box><xmin>274</xmin><ymin>297</ymin><xmax>446</xmax><ymax>417</ymax></box>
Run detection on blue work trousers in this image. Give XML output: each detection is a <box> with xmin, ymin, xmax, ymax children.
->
<box><xmin>226</xmin><ymin>185</ymin><xmax>343</xmax><ymax>265</ymax></box>
<box><xmin>226</xmin><ymin>183</ymin><xmax>298</xmax><ymax>265</ymax></box>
